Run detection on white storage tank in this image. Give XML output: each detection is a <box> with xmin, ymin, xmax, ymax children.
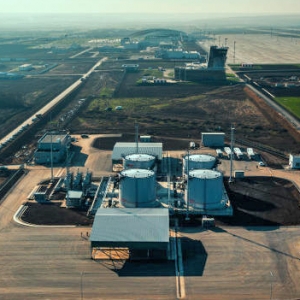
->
<box><xmin>183</xmin><ymin>154</ymin><xmax>216</xmax><ymax>173</ymax></box>
<box><xmin>123</xmin><ymin>153</ymin><xmax>156</xmax><ymax>170</ymax></box>
<box><xmin>119</xmin><ymin>169</ymin><xmax>156</xmax><ymax>208</ymax></box>
<box><xmin>185</xmin><ymin>169</ymin><xmax>223</xmax><ymax>209</ymax></box>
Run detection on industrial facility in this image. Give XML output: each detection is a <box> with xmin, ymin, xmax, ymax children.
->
<box><xmin>29</xmin><ymin>129</ymin><xmax>236</xmax><ymax>260</ymax></box>
<box><xmin>174</xmin><ymin>45</ymin><xmax>228</xmax><ymax>82</ymax></box>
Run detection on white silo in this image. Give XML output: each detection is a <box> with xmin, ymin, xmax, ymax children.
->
<box><xmin>183</xmin><ymin>154</ymin><xmax>216</xmax><ymax>173</ymax></box>
<box><xmin>185</xmin><ymin>169</ymin><xmax>223</xmax><ymax>210</ymax></box>
<box><xmin>119</xmin><ymin>169</ymin><xmax>156</xmax><ymax>208</ymax></box>
<box><xmin>123</xmin><ymin>153</ymin><xmax>156</xmax><ymax>170</ymax></box>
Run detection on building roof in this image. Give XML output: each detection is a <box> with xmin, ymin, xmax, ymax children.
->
<box><xmin>90</xmin><ymin>208</ymin><xmax>169</xmax><ymax>243</ymax></box>
<box><xmin>67</xmin><ymin>190</ymin><xmax>83</xmax><ymax>199</ymax></box>
<box><xmin>112</xmin><ymin>142</ymin><xmax>163</xmax><ymax>160</ymax></box>
<box><xmin>39</xmin><ymin>134</ymin><xmax>68</xmax><ymax>144</ymax></box>
<box><xmin>201</xmin><ymin>132</ymin><xmax>225</xmax><ymax>136</ymax></box>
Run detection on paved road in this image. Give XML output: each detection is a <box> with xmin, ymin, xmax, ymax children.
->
<box><xmin>0</xmin><ymin>164</ymin><xmax>176</xmax><ymax>300</ymax></box>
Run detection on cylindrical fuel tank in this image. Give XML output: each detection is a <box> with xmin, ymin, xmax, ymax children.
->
<box><xmin>123</xmin><ymin>153</ymin><xmax>156</xmax><ymax>170</ymax></box>
<box><xmin>119</xmin><ymin>169</ymin><xmax>156</xmax><ymax>208</ymax></box>
<box><xmin>185</xmin><ymin>169</ymin><xmax>223</xmax><ymax>209</ymax></box>
<box><xmin>183</xmin><ymin>154</ymin><xmax>216</xmax><ymax>173</ymax></box>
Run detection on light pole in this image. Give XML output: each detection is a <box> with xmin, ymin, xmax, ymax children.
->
<box><xmin>229</xmin><ymin>124</ymin><xmax>235</xmax><ymax>183</ymax></box>
<box><xmin>270</xmin><ymin>271</ymin><xmax>273</xmax><ymax>300</ymax></box>
<box><xmin>80</xmin><ymin>271</ymin><xmax>84</xmax><ymax>300</ymax></box>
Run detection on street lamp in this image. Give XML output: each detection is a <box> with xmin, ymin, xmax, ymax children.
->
<box><xmin>80</xmin><ymin>271</ymin><xmax>84</xmax><ymax>300</ymax></box>
<box><xmin>270</xmin><ymin>271</ymin><xmax>273</xmax><ymax>300</ymax></box>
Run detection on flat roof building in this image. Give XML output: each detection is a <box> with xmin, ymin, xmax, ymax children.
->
<box><xmin>90</xmin><ymin>208</ymin><xmax>170</xmax><ymax>259</ymax></box>
<box><xmin>112</xmin><ymin>142</ymin><xmax>163</xmax><ymax>162</ymax></box>
<box><xmin>34</xmin><ymin>132</ymin><xmax>71</xmax><ymax>164</ymax></box>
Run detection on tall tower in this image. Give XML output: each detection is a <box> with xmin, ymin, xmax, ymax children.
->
<box><xmin>207</xmin><ymin>46</ymin><xmax>228</xmax><ymax>69</ymax></box>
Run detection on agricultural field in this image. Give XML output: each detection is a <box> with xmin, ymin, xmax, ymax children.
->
<box><xmin>274</xmin><ymin>97</ymin><xmax>300</xmax><ymax>118</ymax></box>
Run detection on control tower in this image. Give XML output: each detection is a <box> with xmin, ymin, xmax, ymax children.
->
<box><xmin>207</xmin><ymin>46</ymin><xmax>228</xmax><ymax>69</ymax></box>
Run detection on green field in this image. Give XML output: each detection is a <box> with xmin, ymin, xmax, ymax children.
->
<box><xmin>275</xmin><ymin>97</ymin><xmax>300</xmax><ymax>118</ymax></box>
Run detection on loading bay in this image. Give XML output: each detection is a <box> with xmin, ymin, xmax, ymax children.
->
<box><xmin>1</xmin><ymin>135</ymin><xmax>300</xmax><ymax>299</ymax></box>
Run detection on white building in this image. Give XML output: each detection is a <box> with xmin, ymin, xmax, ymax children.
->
<box><xmin>19</xmin><ymin>64</ymin><xmax>33</xmax><ymax>71</ymax></box>
<box><xmin>289</xmin><ymin>154</ymin><xmax>300</xmax><ymax>169</ymax></box>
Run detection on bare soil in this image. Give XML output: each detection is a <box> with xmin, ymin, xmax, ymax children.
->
<box><xmin>216</xmin><ymin>176</ymin><xmax>300</xmax><ymax>226</ymax></box>
<box><xmin>20</xmin><ymin>177</ymin><xmax>300</xmax><ymax>227</ymax></box>
<box><xmin>21</xmin><ymin>201</ymin><xmax>93</xmax><ymax>226</ymax></box>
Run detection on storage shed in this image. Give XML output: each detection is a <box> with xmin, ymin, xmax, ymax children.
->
<box><xmin>201</xmin><ymin>132</ymin><xmax>225</xmax><ymax>147</ymax></box>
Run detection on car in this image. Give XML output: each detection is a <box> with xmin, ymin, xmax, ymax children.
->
<box><xmin>115</xmin><ymin>106</ymin><xmax>123</xmax><ymax>110</ymax></box>
<box><xmin>81</xmin><ymin>134</ymin><xmax>89</xmax><ymax>138</ymax></box>
<box><xmin>105</xmin><ymin>107</ymin><xmax>112</xmax><ymax>111</ymax></box>
<box><xmin>258</xmin><ymin>161</ymin><xmax>265</xmax><ymax>167</ymax></box>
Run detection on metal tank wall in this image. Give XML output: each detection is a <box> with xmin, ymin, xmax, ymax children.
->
<box><xmin>183</xmin><ymin>154</ymin><xmax>216</xmax><ymax>173</ymax></box>
<box><xmin>119</xmin><ymin>169</ymin><xmax>156</xmax><ymax>208</ymax></box>
<box><xmin>123</xmin><ymin>154</ymin><xmax>156</xmax><ymax>170</ymax></box>
<box><xmin>185</xmin><ymin>169</ymin><xmax>223</xmax><ymax>209</ymax></box>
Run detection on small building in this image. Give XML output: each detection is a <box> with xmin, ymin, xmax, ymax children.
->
<box><xmin>34</xmin><ymin>133</ymin><xmax>71</xmax><ymax>164</ymax></box>
<box><xmin>234</xmin><ymin>170</ymin><xmax>245</xmax><ymax>178</ymax></box>
<box><xmin>19</xmin><ymin>64</ymin><xmax>33</xmax><ymax>71</ymax></box>
<box><xmin>201</xmin><ymin>132</ymin><xmax>225</xmax><ymax>147</ymax></box>
<box><xmin>66</xmin><ymin>190</ymin><xmax>83</xmax><ymax>208</ymax></box>
<box><xmin>112</xmin><ymin>142</ymin><xmax>163</xmax><ymax>164</ymax></box>
<box><xmin>90</xmin><ymin>208</ymin><xmax>170</xmax><ymax>260</ymax></box>
<box><xmin>34</xmin><ymin>185</ymin><xmax>48</xmax><ymax>203</ymax></box>
<box><xmin>122</xmin><ymin>64</ymin><xmax>139</xmax><ymax>72</ymax></box>
<box><xmin>289</xmin><ymin>154</ymin><xmax>300</xmax><ymax>169</ymax></box>
<box><xmin>140</xmin><ymin>135</ymin><xmax>152</xmax><ymax>142</ymax></box>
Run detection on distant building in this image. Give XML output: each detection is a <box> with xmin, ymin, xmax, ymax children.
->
<box><xmin>289</xmin><ymin>154</ymin><xmax>300</xmax><ymax>169</ymax></box>
<box><xmin>174</xmin><ymin>45</ymin><xmax>228</xmax><ymax>82</ymax></box>
<box><xmin>122</xmin><ymin>64</ymin><xmax>139</xmax><ymax>72</ymax></box>
<box><xmin>207</xmin><ymin>46</ymin><xmax>228</xmax><ymax>70</ymax></box>
<box><xmin>34</xmin><ymin>132</ymin><xmax>71</xmax><ymax>164</ymax></box>
<box><xmin>158</xmin><ymin>49</ymin><xmax>201</xmax><ymax>60</ymax></box>
<box><xmin>174</xmin><ymin>67</ymin><xmax>226</xmax><ymax>82</ymax></box>
<box><xmin>123</xmin><ymin>42</ymin><xmax>140</xmax><ymax>50</ymax></box>
<box><xmin>19</xmin><ymin>64</ymin><xmax>33</xmax><ymax>71</ymax></box>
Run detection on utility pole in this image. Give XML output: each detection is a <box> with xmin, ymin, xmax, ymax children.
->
<box><xmin>50</xmin><ymin>131</ymin><xmax>54</xmax><ymax>182</ymax></box>
<box><xmin>185</xmin><ymin>150</ymin><xmax>190</xmax><ymax>221</ymax></box>
<box><xmin>233</xmin><ymin>41</ymin><xmax>236</xmax><ymax>64</ymax></box>
<box><xmin>229</xmin><ymin>124</ymin><xmax>235</xmax><ymax>183</ymax></box>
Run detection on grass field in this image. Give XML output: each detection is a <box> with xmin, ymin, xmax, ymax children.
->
<box><xmin>275</xmin><ymin>97</ymin><xmax>300</xmax><ymax>118</ymax></box>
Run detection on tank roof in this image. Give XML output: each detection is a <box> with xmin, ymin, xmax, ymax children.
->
<box><xmin>189</xmin><ymin>169</ymin><xmax>222</xmax><ymax>179</ymax></box>
<box><xmin>185</xmin><ymin>154</ymin><xmax>215</xmax><ymax>162</ymax></box>
<box><xmin>125</xmin><ymin>153</ymin><xmax>155</xmax><ymax>161</ymax></box>
<box><xmin>121</xmin><ymin>169</ymin><xmax>155</xmax><ymax>178</ymax></box>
